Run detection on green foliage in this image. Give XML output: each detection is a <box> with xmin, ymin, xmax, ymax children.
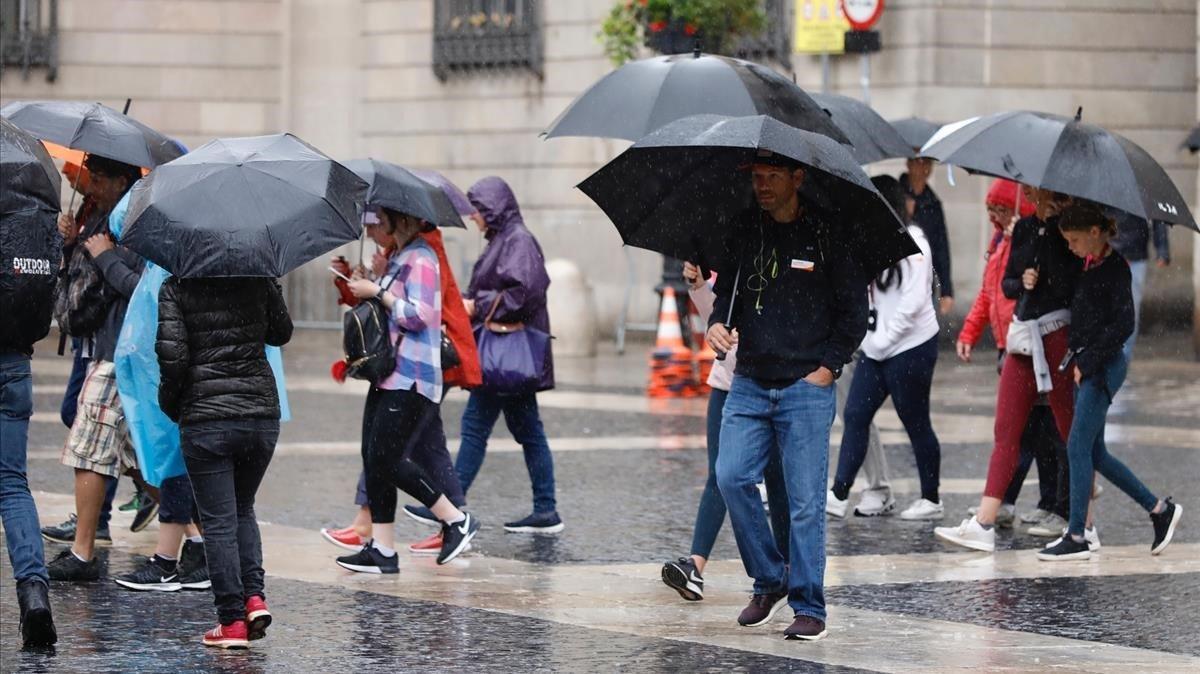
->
<box><xmin>599</xmin><ymin>0</ymin><xmax>767</xmax><ymax>66</ymax></box>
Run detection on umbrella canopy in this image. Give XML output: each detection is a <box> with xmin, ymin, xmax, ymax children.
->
<box><xmin>122</xmin><ymin>133</ymin><xmax>367</xmax><ymax>278</ymax></box>
<box><xmin>344</xmin><ymin>159</ymin><xmax>464</xmax><ymax>228</ymax></box>
<box><xmin>0</xmin><ymin>117</ymin><xmax>61</xmax><ymax>215</ymax></box>
<box><xmin>542</xmin><ymin>51</ymin><xmax>850</xmax><ymax>145</ymax></box>
<box><xmin>889</xmin><ymin>117</ymin><xmax>942</xmax><ymax>152</ymax></box>
<box><xmin>410</xmin><ymin>168</ymin><xmax>476</xmax><ymax>216</ymax></box>
<box><xmin>578</xmin><ymin>114</ymin><xmax>918</xmax><ymax>278</ymax></box>
<box><xmin>811</xmin><ymin>93</ymin><xmax>912</xmax><ymax>164</ymax></box>
<box><xmin>1</xmin><ymin>100</ymin><xmax>184</xmax><ymax>168</ymax></box>
<box><xmin>922</xmin><ymin>110</ymin><xmax>1197</xmax><ymax>231</ymax></box>
<box><xmin>1182</xmin><ymin>125</ymin><xmax>1200</xmax><ymax>154</ymax></box>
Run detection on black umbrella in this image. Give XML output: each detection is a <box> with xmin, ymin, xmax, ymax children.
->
<box><xmin>122</xmin><ymin>133</ymin><xmax>368</xmax><ymax>278</ymax></box>
<box><xmin>1</xmin><ymin>100</ymin><xmax>183</xmax><ymax>168</ymax></box>
<box><xmin>542</xmin><ymin>50</ymin><xmax>850</xmax><ymax>145</ymax></box>
<box><xmin>0</xmin><ymin>116</ymin><xmax>61</xmax><ymax>214</ymax></box>
<box><xmin>343</xmin><ymin>159</ymin><xmax>464</xmax><ymax>228</ymax></box>
<box><xmin>578</xmin><ymin>115</ymin><xmax>918</xmax><ymax>278</ymax></box>
<box><xmin>811</xmin><ymin>93</ymin><xmax>912</xmax><ymax>164</ymax></box>
<box><xmin>889</xmin><ymin>117</ymin><xmax>942</xmax><ymax>152</ymax></box>
<box><xmin>922</xmin><ymin>109</ymin><xmax>1197</xmax><ymax>231</ymax></box>
<box><xmin>1181</xmin><ymin>125</ymin><xmax>1200</xmax><ymax>154</ymax></box>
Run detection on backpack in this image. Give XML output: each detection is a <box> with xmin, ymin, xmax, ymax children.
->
<box><xmin>53</xmin><ymin>242</ymin><xmax>114</xmax><ymax>337</ymax></box>
<box><xmin>342</xmin><ymin>276</ymin><xmax>397</xmax><ymax>383</ymax></box>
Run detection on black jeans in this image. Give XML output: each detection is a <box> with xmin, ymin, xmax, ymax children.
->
<box><xmin>362</xmin><ymin>387</ymin><xmax>443</xmax><ymax>524</ymax></box>
<box><xmin>354</xmin><ymin>401</ymin><xmax>464</xmax><ymax>508</ymax></box>
<box><xmin>182</xmin><ymin>419</ymin><xmax>278</xmax><ymax>625</ymax></box>
<box><xmin>1004</xmin><ymin>403</ymin><xmax>1065</xmax><ymax>517</ymax></box>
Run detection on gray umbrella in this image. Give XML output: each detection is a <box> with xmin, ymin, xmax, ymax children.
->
<box><xmin>889</xmin><ymin>117</ymin><xmax>942</xmax><ymax>152</ymax></box>
<box><xmin>542</xmin><ymin>50</ymin><xmax>850</xmax><ymax>145</ymax></box>
<box><xmin>577</xmin><ymin>114</ymin><xmax>917</xmax><ymax>278</ymax></box>
<box><xmin>123</xmin><ymin>133</ymin><xmax>368</xmax><ymax>278</ymax></box>
<box><xmin>344</xmin><ymin>159</ymin><xmax>464</xmax><ymax>228</ymax></box>
<box><xmin>1</xmin><ymin>100</ymin><xmax>183</xmax><ymax>168</ymax></box>
<box><xmin>811</xmin><ymin>93</ymin><xmax>912</xmax><ymax>164</ymax></box>
<box><xmin>922</xmin><ymin>109</ymin><xmax>1197</xmax><ymax>231</ymax></box>
<box><xmin>0</xmin><ymin>116</ymin><xmax>61</xmax><ymax>214</ymax></box>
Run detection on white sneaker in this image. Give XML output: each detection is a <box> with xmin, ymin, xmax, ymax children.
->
<box><xmin>1028</xmin><ymin>513</ymin><xmax>1069</xmax><ymax>537</ymax></box>
<box><xmin>900</xmin><ymin>499</ymin><xmax>945</xmax><ymax>521</ymax></box>
<box><xmin>826</xmin><ymin>489</ymin><xmax>848</xmax><ymax>518</ymax></box>
<box><xmin>854</xmin><ymin>488</ymin><xmax>896</xmax><ymax>517</ymax></box>
<box><xmin>934</xmin><ymin>517</ymin><xmax>995</xmax><ymax>552</ymax></box>
<box><xmin>1047</xmin><ymin>526</ymin><xmax>1101</xmax><ymax>552</ymax></box>
<box><xmin>1020</xmin><ymin>508</ymin><xmax>1052</xmax><ymax>524</ymax></box>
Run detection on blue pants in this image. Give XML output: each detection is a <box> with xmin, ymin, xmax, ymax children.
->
<box><xmin>716</xmin><ymin>375</ymin><xmax>836</xmax><ymax>621</ymax></box>
<box><xmin>1067</xmin><ymin>354</ymin><xmax>1158</xmax><ymax>536</ymax></box>
<box><xmin>834</xmin><ymin>336</ymin><xmax>941</xmax><ymax>502</ymax></box>
<box><xmin>1</xmin><ymin>352</ymin><xmax>48</xmax><ymax>583</ymax></box>
<box><xmin>691</xmin><ymin>388</ymin><xmax>789</xmax><ymax>560</ymax></box>
<box><xmin>455</xmin><ymin>391</ymin><xmax>557</xmax><ymax>514</ymax></box>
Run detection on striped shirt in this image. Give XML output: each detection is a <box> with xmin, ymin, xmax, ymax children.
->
<box><xmin>378</xmin><ymin>238</ymin><xmax>442</xmax><ymax>403</ymax></box>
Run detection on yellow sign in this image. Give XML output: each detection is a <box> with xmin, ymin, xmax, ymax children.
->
<box><xmin>794</xmin><ymin>0</ymin><xmax>850</xmax><ymax>54</ymax></box>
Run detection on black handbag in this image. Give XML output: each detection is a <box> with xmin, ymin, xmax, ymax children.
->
<box><xmin>342</xmin><ymin>276</ymin><xmax>397</xmax><ymax>383</ymax></box>
<box><xmin>440</xmin><ymin>329</ymin><xmax>460</xmax><ymax>370</ymax></box>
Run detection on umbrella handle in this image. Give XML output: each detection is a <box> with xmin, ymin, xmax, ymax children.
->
<box><xmin>714</xmin><ymin>266</ymin><xmax>741</xmax><ymax>361</ymax></box>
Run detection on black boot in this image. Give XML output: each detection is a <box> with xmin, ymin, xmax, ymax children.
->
<box><xmin>17</xmin><ymin>578</ymin><xmax>57</xmax><ymax>648</ymax></box>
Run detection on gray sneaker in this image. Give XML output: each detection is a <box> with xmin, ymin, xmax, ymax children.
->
<box><xmin>1019</xmin><ymin>508</ymin><xmax>1052</xmax><ymax>524</ymax></box>
<box><xmin>1028</xmin><ymin>513</ymin><xmax>1069</xmax><ymax>537</ymax></box>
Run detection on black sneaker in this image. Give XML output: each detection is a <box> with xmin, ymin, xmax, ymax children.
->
<box><xmin>403</xmin><ymin>504</ymin><xmax>440</xmax><ymax>527</ymax></box>
<box><xmin>178</xmin><ymin>540</ymin><xmax>212</xmax><ymax>590</ymax></box>
<box><xmin>40</xmin><ymin>514</ymin><xmax>111</xmax><ymax>546</ymax></box>
<box><xmin>438</xmin><ymin>513</ymin><xmax>480</xmax><ymax>565</ymax></box>
<box><xmin>1151</xmin><ymin>499</ymin><xmax>1183</xmax><ymax>556</ymax></box>
<box><xmin>737</xmin><ymin>590</ymin><xmax>789</xmax><ymax>627</ymax></box>
<box><xmin>17</xmin><ymin>578</ymin><xmax>57</xmax><ymax>649</ymax></box>
<box><xmin>503</xmin><ymin>511</ymin><xmax>564</xmax><ymax>534</ymax></box>
<box><xmin>131</xmin><ymin>496</ymin><xmax>159</xmax><ymax>533</ymax></box>
<box><xmin>661</xmin><ymin>557</ymin><xmax>704</xmax><ymax>601</ymax></box>
<box><xmin>114</xmin><ymin>555</ymin><xmax>181</xmax><ymax>592</ymax></box>
<box><xmin>783</xmin><ymin>614</ymin><xmax>828</xmax><ymax>641</ymax></box>
<box><xmin>47</xmin><ymin>548</ymin><xmax>102</xmax><ymax>582</ymax></box>
<box><xmin>336</xmin><ymin>542</ymin><xmax>399</xmax><ymax>574</ymax></box>
<box><xmin>1037</xmin><ymin>534</ymin><xmax>1092</xmax><ymax>562</ymax></box>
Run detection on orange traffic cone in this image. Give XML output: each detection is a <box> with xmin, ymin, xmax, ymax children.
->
<box><xmin>687</xmin><ymin>298</ymin><xmax>714</xmax><ymax>394</ymax></box>
<box><xmin>648</xmin><ymin>287</ymin><xmax>697</xmax><ymax>398</ymax></box>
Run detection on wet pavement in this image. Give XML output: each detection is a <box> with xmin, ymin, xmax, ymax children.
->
<box><xmin>4</xmin><ymin>329</ymin><xmax>1199</xmax><ymax>672</ymax></box>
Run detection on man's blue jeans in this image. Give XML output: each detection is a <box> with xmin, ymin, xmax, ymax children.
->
<box><xmin>455</xmin><ymin>391</ymin><xmax>557</xmax><ymax>514</ymax></box>
<box><xmin>1067</xmin><ymin>354</ymin><xmax>1157</xmax><ymax>537</ymax></box>
<box><xmin>716</xmin><ymin>375</ymin><xmax>836</xmax><ymax>621</ymax></box>
<box><xmin>1</xmin><ymin>352</ymin><xmax>49</xmax><ymax>583</ymax></box>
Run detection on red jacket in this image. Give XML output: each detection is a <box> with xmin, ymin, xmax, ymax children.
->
<box><xmin>335</xmin><ymin>230</ymin><xmax>482</xmax><ymax>389</ymax></box>
<box><xmin>958</xmin><ymin>234</ymin><xmax>1016</xmax><ymax>349</ymax></box>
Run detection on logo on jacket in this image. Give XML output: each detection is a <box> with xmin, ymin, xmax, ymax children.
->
<box><xmin>11</xmin><ymin>257</ymin><xmax>54</xmax><ymax>276</ymax></box>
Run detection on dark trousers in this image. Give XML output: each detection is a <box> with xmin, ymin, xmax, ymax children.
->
<box><xmin>455</xmin><ymin>391</ymin><xmax>557</xmax><ymax>514</ymax></box>
<box><xmin>355</xmin><ymin>402</ymin><xmax>464</xmax><ymax>508</ymax></box>
<box><xmin>362</xmin><ymin>387</ymin><xmax>442</xmax><ymax>524</ymax></box>
<box><xmin>1003</xmin><ymin>403</ymin><xmax>1064</xmax><ymax>516</ymax></box>
<box><xmin>182</xmin><ymin>419</ymin><xmax>278</xmax><ymax>625</ymax></box>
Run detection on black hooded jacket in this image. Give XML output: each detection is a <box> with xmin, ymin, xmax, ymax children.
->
<box><xmin>156</xmin><ymin>277</ymin><xmax>293</xmax><ymax>425</ymax></box>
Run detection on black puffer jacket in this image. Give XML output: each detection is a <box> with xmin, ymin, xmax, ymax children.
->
<box><xmin>156</xmin><ymin>277</ymin><xmax>293</xmax><ymax>425</ymax></box>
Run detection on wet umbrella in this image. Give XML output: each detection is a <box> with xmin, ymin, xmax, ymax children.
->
<box><xmin>922</xmin><ymin>109</ymin><xmax>1197</xmax><ymax>231</ymax></box>
<box><xmin>344</xmin><ymin>159</ymin><xmax>464</xmax><ymax>228</ymax></box>
<box><xmin>578</xmin><ymin>114</ymin><xmax>918</xmax><ymax>278</ymax></box>
<box><xmin>889</xmin><ymin>117</ymin><xmax>942</xmax><ymax>152</ymax></box>
<box><xmin>1181</xmin><ymin>125</ymin><xmax>1200</xmax><ymax>154</ymax></box>
<box><xmin>1</xmin><ymin>100</ymin><xmax>183</xmax><ymax>168</ymax></box>
<box><xmin>542</xmin><ymin>50</ymin><xmax>850</xmax><ymax>145</ymax></box>
<box><xmin>122</xmin><ymin>133</ymin><xmax>368</xmax><ymax>278</ymax></box>
<box><xmin>0</xmin><ymin>116</ymin><xmax>61</xmax><ymax>214</ymax></box>
<box><xmin>410</xmin><ymin>168</ymin><xmax>476</xmax><ymax>216</ymax></box>
<box><xmin>811</xmin><ymin>93</ymin><xmax>912</xmax><ymax>164</ymax></box>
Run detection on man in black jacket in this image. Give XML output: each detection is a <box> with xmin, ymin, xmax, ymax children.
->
<box><xmin>0</xmin><ymin>157</ymin><xmax>61</xmax><ymax>647</ymax></box>
<box><xmin>708</xmin><ymin>153</ymin><xmax>868</xmax><ymax>641</ymax></box>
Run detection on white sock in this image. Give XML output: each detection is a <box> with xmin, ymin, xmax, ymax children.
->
<box><xmin>446</xmin><ymin>513</ymin><xmax>466</xmax><ymax>525</ymax></box>
<box><xmin>72</xmin><ymin>550</ymin><xmax>90</xmax><ymax>563</ymax></box>
<box><xmin>157</xmin><ymin>553</ymin><xmax>177</xmax><ymax>562</ymax></box>
<box><xmin>371</xmin><ymin>540</ymin><xmax>396</xmax><ymax>557</ymax></box>
<box><xmin>188</xmin><ymin>536</ymin><xmax>203</xmax><ymax>544</ymax></box>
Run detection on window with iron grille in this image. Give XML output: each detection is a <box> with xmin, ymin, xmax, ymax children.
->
<box><xmin>432</xmin><ymin>0</ymin><xmax>543</xmax><ymax>81</ymax></box>
<box><xmin>736</xmin><ymin>0</ymin><xmax>790</xmax><ymax>68</ymax></box>
<box><xmin>0</xmin><ymin>0</ymin><xmax>58</xmax><ymax>81</ymax></box>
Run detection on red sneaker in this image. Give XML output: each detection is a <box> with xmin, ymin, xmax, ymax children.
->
<box><xmin>321</xmin><ymin>526</ymin><xmax>365</xmax><ymax>552</ymax></box>
<box><xmin>203</xmin><ymin>620</ymin><xmax>249</xmax><ymax>649</ymax></box>
<box><xmin>245</xmin><ymin>595</ymin><xmax>272</xmax><ymax>641</ymax></box>
<box><xmin>407</xmin><ymin>531</ymin><xmax>444</xmax><ymax>555</ymax></box>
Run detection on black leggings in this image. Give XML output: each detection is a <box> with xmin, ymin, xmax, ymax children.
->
<box><xmin>362</xmin><ymin>387</ymin><xmax>443</xmax><ymax>524</ymax></box>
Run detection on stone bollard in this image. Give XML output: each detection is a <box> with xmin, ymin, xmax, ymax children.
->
<box><xmin>545</xmin><ymin>258</ymin><xmax>597</xmax><ymax>357</ymax></box>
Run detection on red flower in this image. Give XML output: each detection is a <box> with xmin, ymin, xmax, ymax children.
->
<box><xmin>330</xmin><ymin>359</ymin><xmax>348</xmax><ymax>384</ymax></box>
<box><xmin>684</xmin><ymin>23</ymin><xmax>698</xmax><ymax>36</ymax></box>
<box><xmin>649</xmin><ymin>20</ymin><xmax>667</xmax><ymax>32</ymax></box>
<box><xmin>639</xmin><ymin>0</ymin><xmax>648</xmax><ymax>5</ymax></box>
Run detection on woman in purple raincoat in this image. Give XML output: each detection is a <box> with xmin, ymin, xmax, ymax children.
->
<box><xmin>455</xmin><ymin>176</ymin><xmax>562</xmax><ymax>533</ymax></box>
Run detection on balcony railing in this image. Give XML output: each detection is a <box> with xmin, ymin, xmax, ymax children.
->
<box><xmin>433</xmin><ymin>0</ymin><xmax>543</xmax><ymax>81</ymax></box>
<box><xmin>0</xmin><ymin>0</ymin><xmax>58</xmax><ymax>82</ymax></box>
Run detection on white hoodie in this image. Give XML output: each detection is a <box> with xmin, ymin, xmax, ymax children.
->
<box><xmin>689</xmin><ymin>281</ymin><xmax>735</xmax><ymax>391</ymax></box>
<box><xmin>860</xmin><ymin>224</ymin><xmax>940</xmax><ymax>361</ymax></box>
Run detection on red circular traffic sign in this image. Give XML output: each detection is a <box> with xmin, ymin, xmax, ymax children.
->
<box><xmin>841</xmin><ymin>0</ymin><xmax>885</xmax><ymax>31</ymax></box>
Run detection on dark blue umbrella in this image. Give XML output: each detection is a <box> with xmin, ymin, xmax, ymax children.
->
<box><xmin>122</xmin><ymin>133</ymin><xmax>367</xmax><ymax>278</ymax></box>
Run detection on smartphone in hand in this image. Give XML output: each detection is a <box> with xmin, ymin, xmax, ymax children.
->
<box><xmin>328</xmin><ymin>266</ymin><xmax>352</xmax><ymax>282</ymax></box>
